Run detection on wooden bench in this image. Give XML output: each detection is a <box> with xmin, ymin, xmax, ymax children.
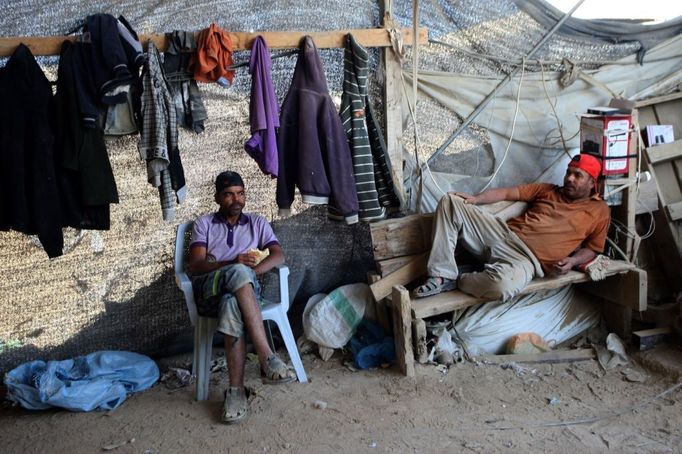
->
<box><xmin>369</xmin><ymin>213</ymin><xmax>648</xmax><ymax>377</ymax></box>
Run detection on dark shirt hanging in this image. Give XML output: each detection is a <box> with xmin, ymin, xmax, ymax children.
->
<box><xmin>0</xmin><ymin>44</ymin><xmax>64</xmax><ymax>258</ymax></box>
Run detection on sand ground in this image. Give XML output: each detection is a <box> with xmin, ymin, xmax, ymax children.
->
<box><xmin>2</xmin><ymin>346</ymin><xmax>681</xmax><ymax>454</ymax></box>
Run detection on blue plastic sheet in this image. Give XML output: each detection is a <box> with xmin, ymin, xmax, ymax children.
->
<box><xmin>4</xmin><ymin>351</ymin><xmax>159</xmax><ymax>411</ymax></box>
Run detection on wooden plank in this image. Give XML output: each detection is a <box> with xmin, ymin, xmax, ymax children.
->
<box><xmin>666</xmin><ymin>200</ymin><xmax>682</xmax><ymax>221</ymax></box>
<box><xmin>633</xmin><ymin>327</ymin><xmax>673</xmax><ymax>350</ymax></box>
<box><xmin>471</xmin><ymin>348</ymin><xmax>595</xmax><ymax>364</ymax></box>
<box><xmin>412</xmin><ymin>318</ymin><xmax>429</xmax><ymax>364</ymax></box>
<box><xmin>637</xmin><ymin>105</ymin><xmax>659</xmax><ymax>129</ymax></box>
<box><xmin>580</xmin><ymin>269</ymin><xmax>647</xmax><ymax>311</ymax></box>
<box><xmin>0</xmin><ymin>27</ymin><xmax>428</xmax><ymax>56</ymax></box>
<box><xmin>370</xmin><ymin>214</ymin><xmax>432</xmax><ymax>261</ymax></box>
<box><xmin>635</xmin><ymin>91</ymin><xmax>682</xmax><ymax>108</ymax></box>
<box><xmin>603</xmin><ymin>301</ymin><xmax>632</xmax><ymax>341</ymax></box>
<box><xmin>370</xmin><ymin>253</ymin><xmax>428</xmax><ymax>301</ymax></box>
<box><xmin>391</xmin><ymin>285</ymin><xmax>415</xmax><ymax>377</ymax></box>
<box><xmin>645</xmin><ymin>140</ymin><xmax>682</xmax><ymax>165</ymax></box>
<box><xmin>367</xmin><ymin>272</ymin><xmax>391</xmax><ymax>335</ymax></box>
<box><xmin>412</xmin><ymin>261</ymin><xmax>637</xmax><ymax>319</ymax></box>
<box><xmin>377</xmin><ymin>254</ymin><xmax>420</xmax><ymax>277</ymax></box>
<box><xmin>382</xmin><ymin>7</ymin><xmax>406</xmax><ymax>207</ymax></box>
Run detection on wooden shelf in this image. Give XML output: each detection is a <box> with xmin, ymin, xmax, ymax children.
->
<box><xmin>0</xmin><ymin>27</ymin><xmax>427</xmax><ymax>57</ymax></box>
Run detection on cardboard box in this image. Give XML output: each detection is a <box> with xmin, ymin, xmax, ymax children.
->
<box><xmin>580</xmin><ymin>114</ymin><xmax>632</xmax><ymax>175</ymax></box>
<box><xmin>643</xmin><ymin>124</ymin><xmax>674</xmax><ymax>147</ymax></box>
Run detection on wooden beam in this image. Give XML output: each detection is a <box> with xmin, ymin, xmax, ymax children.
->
<box><xmin>645</xmin><ymin>140</ymin><xmax>682</xmax><ymax>165</ymax></box>
<box><xmin>412</xmin><ymin>318</ymin><xmax>429</xmax><ymax>364</ymax></box>
<box><xmin>580</xmin><ymin>268</ymin><xmax>647</xmax><ymax>311</ymax></box>
<box><xmin>376</xmin><ymin>254</ymin><xmax>421</xmax><ymax>277</ymax></box>
<box><xmin>471</xmin><ymin>348</ymin><xmax>596</xmax><ymax>364</ymax></box>
<box><xmin>603</xmin><ymin>301</ymin><xmax>632</xmax><ymax>341</ymax></box>
<box><xmin>391</xmin><ymin>285</ymin><xmax>415</xmax><ymax>377</ymax></box>
<box><xmin>634</xmin><ymin>91</ymin><xmax>682</xmax><ymax>108</ymax></box>
<box><xmin>633</xmin><ymin>326</ymin><xmax>673</xmax><ymax>350</ymax></box>
<box><xmin>0</xmin><ymin>27</ymin><xmax>428</xmax><ymax>57</ymax></box>
<box><xmin>370</xmin><ymin>253</ymin><xmax>428</xmax><ymax>301</ymax></box>
<box><xmin>367</xmin><ymin>271</ymin><xmax>392</xmax><ymax>335</ymax></box>
<box><xmin>370</xmin><ymin>213</ymin><xmax>432</xmax><ymax>261</ymax></box>
<box><xmin>665</xmin><ymin>200</ymin><xmax>682</xmax><ymax>221</ymax></box>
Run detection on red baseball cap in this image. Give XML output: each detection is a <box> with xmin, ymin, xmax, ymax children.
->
<box><xmin>568</xmin><ymin>154</ymin><xmax>601</xmax><ymax>180</ymax></box>
<box><xmin>568</xmin><ymin>154</ymin><xmax>601</xmax><ymax>193</ymax></box>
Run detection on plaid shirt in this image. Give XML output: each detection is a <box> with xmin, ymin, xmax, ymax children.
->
<box><xmin>138</xmin><ymin>40</ymin><xmax>186</xmax><ymax>220</ymax></box>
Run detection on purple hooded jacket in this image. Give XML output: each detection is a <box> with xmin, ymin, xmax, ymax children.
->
<box><xmin>276</xmin><ymin>36</ymin><xmax>359</xmax><ymax>224</ymax></box>
<box><xmin>245</xmin><ymin>36</ymin><xmax>279</xmax><ymax>177</ymax></box>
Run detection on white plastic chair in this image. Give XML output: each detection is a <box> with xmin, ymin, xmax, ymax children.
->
<box><xmin>173</xmin><ymin>221</ymin><xmax>308</xmax><ymax>401</ymax></box>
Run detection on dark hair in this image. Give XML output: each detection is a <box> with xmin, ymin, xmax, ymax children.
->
<box><xmin>215</xmin><ymin>171</ymin><xmax>244</xmax><ymax>192</ymax></box>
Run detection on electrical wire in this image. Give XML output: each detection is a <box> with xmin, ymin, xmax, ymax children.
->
<box><xmin>539</xmin><ymin>60</ymin><xmax>573</xmax><ymax>158</ymax></box>
<box><xmin>479</xmin><ymin>58</ymin><xmax>526</xmax><ymax>192</ymax></box>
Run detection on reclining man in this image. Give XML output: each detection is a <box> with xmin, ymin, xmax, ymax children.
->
<box><xmin>415</xmin><ymin>153</ymin><xmax>610</xmax><ymax>301</ymax></box>
<box><xmin>189</xmin><ymin>171</ymin><xmax>295</xmax><ymax>424</ymax></box>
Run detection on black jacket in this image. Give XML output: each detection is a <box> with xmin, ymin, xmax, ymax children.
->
<box><xmin>0</xmin><ymin>44</ymin><xmax>63</xmax><ymax>258</ymax></box>
<box><xmin>53</xmin><ymin>41</ymin><xmax>119</xmax><ymax>230</ymax></box>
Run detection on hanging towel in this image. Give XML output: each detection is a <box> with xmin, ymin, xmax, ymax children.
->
<box><xmin>337</xmin><ymin>33</ymin><xmax>400</xmax><ymax>222</ymax></box>
<box><xmin>276</xmin><ymin>36</ymin><xmax>359</xmax><ymax>225</ymax></box>
<box><xmin>138</xmin><ymin>40</ymin><xmax>187</xmax><ymax>221</ymax></box>
<box><xmin>193</xmin><ymin>23</ymin><xmax>235</xmax><ymax>86</ymax></box>
<box><xmin>245</xmin><ymin>36</ymin><xmax>279</xmax><ymax>177</ymax></box>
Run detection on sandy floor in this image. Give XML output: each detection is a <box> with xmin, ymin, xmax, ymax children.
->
<box><xmin>2</xmin><ymin>347</ymin><xmax>681</xmax><ymax>454</ymax></box>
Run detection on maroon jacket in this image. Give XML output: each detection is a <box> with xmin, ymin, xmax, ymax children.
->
<box><xmin>276</xmin><ymin>36</ymin><xmax>359</xmax><ymax>224</ymax></box>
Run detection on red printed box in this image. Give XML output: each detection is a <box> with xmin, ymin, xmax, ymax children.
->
<box><xmin>580</xmin><ymin>114</ymin><xmax>632</xmax><ymax>175</ymax></box>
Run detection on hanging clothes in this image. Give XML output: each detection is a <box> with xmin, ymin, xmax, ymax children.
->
<box><xmin>277</xmin><ymin>36</ymin><xmax>359</xmax><ymax>225</ymax></box>
<box><xmin>53</xmin><ymin>40</ymin><xmax>119</xmax><ymax>230</ymax></box>
<box><xmin>138</xmin><ymin>40</ymin><xmax>187</xmax><ymax>221</ymax></box>
<box><xmin>0</xmin><ymin>44</ymin><xmax>63</xmax><ymax>258</ymax></box>
<box><xmin>193</xmin><ymin>23</ymin><xmax>235</xmax><ymax>87</ymax></box>
<box><xmin>72</xmin><ymin>13</ymin><xmax>144</xmax><ymax>128</ymax></box>
<box><xmin>101</xmin><ymin>16</ymin><xmax>144</xmax><ymax>136</ymax></box>
<box><xmin>338</xmin><ymin>33</ymin><xmax>401</xmax><ymax>222</ymax></box>
<box><xmin>163</xmin><ymin>30</ymin><xmax>208</xmax><ymax>133</ymax></box>
<box><xmin>245</xmin><ymin>36</ymin><xmax>279</xmax><ymax>177</ymax></box>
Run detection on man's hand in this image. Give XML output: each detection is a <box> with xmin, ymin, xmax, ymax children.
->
<box><xmin>449</xmin><ymin>191</ymin><xmax>478</xmax><ymax>204</ymax></box>
<box><xmin>553</xmin><ymin>248</ymin><xmax>597</xmax><ymax>275</ymax></box>
<box><xmin>448</xmin><ymin>187</ymin><xmax>521</xmax><ymax>205</ymax></box>
<box><xmin>236</xmin><ymin>252</ymin><xmax>259</xmax><ymax>268</ymax></box>
<box><xmin>552</xmin><ymin>256</ymin><xmax>578</xmax><ymax>274</ymax></box>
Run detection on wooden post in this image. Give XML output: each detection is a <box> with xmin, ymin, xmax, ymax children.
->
<box><xmin>367</xmin><ymin>271</ymin><xmax>392</xmax><ymax>335</ymax></box>
<box><xmin>412</xmin><ymin>318</ymin><xmax>428</xmax><ymax>363</ymax></box>
<box><xmin>381</xmin><ymin>9</ymin><xmax>406</xmax><ymax>206</ymax></box>
<box><xmin>391</xmin><ymin>285</ymin><xmax>415</xmax><ymax>377</ymax></box>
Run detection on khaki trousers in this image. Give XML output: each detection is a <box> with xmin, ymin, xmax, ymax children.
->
<box><xmin>427</xmin><ymin>194</ymin><xmax>543</xmax><ymax>301</ymax></box>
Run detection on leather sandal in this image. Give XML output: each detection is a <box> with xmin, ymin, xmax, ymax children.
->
<box><xmin>222</xmin><ymin>387</ymin><xmax>249</xmax><ymax>424</ymax></box>
<box><xmin>261</xmin><ymin>354</ymin><xmax>296</xmax><ymax>384</ymax></box>
<box><xmin>414</xmin><ymin>277</ymin><xmax>457</xmax><ymax>298</ymax></box>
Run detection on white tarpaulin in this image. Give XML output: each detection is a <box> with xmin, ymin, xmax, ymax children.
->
<box><xmin>403</xmin><ymin>35</ymin><xmax>682</xmax><ymax>212</ymax></box>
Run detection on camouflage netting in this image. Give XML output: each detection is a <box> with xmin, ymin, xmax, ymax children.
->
<box><xmin>2</xmin><ymin>0</ymin><xmax>678</xmax><ymax>372</ymax></box>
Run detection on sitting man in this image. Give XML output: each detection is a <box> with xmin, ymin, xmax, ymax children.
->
<box><xmin>189</xmin><ymin>170</ymin><xmax>295</xmax><ymax>424</ymax></box>
<box><xmin>415</xmin><ymin>153</ymin><xmax>610</xmax><ymax>301</ymax></box>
